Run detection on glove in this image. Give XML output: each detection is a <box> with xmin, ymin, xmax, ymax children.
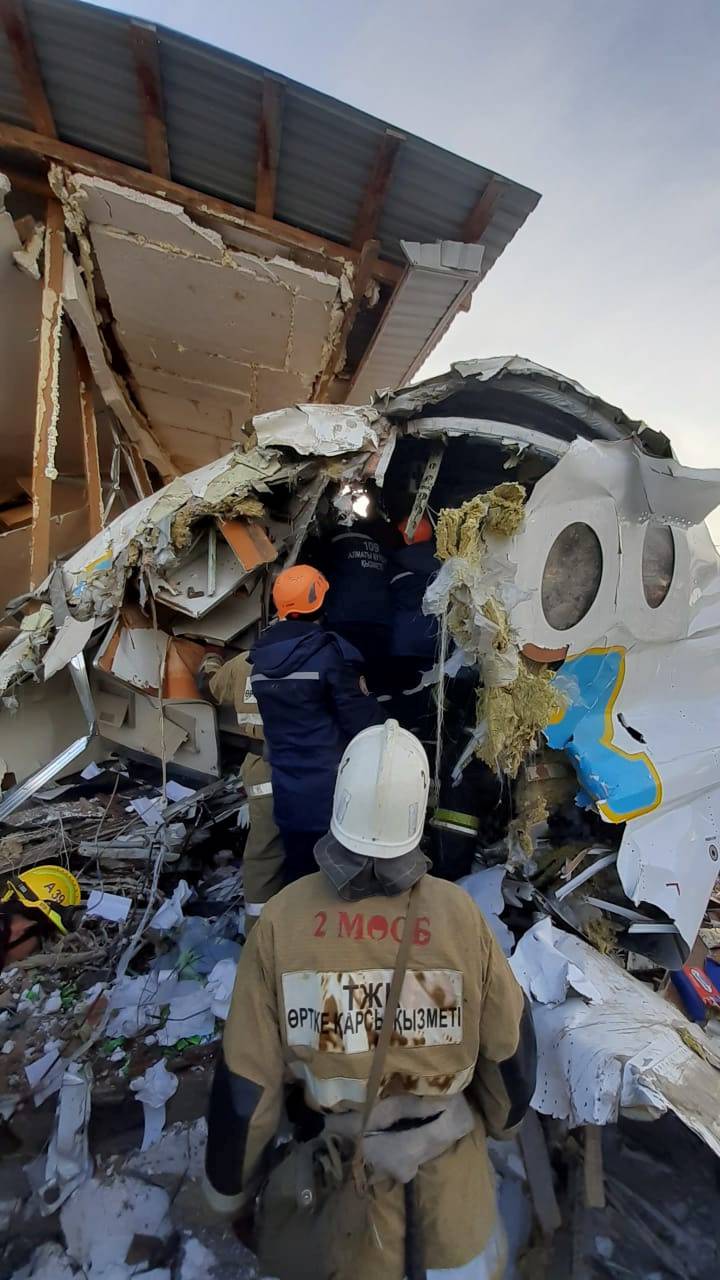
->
<box><xmin>199</xmin><ymin>653</ymin><xmax>223</xmax><ymax>676</ymax></box>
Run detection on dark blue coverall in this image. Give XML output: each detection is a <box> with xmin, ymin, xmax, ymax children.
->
<box><xmin>249</xmin><ymin>619</ymin><xmax>387</xmax><ymax>881</ymax></box>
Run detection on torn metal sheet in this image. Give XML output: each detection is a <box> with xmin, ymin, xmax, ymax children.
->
<box><xmin>385</xmin><ymin>357</ymin><xmax>650</xmax><ymax>446</ymax></box>
<box><xmin>516</xmin><ymin>922</ymin><xmax>720</xmax><ymax>1156</ymax></box>
<box><xmin>253</xmin><ymin>403</ymin><xmax>382</xmax><ymax>456</ymax></box>
<box><xmin>42</xmin><ymin>616</ymin><xmax>96</xmax><ymax>681</ymax></box>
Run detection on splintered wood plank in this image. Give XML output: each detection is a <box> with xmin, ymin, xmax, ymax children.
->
<box><xmin>30</xmin><ymin>199</ymin><xmax>65</xmax><ymax>589</ymax></box>
<box><xmin>518</xmin><ymin>1110</ymin><xmax>563</xmax><ymax>1237</ymax></box>
<box><xmin>255</xmin><ymin>76</ymin><xmax>284</xmax><ymax>219</ymax></box>
<box><xmin>583</xmin><ymin>1125</ymin><xmax>606</xmax><ymax>1210</ymax></box>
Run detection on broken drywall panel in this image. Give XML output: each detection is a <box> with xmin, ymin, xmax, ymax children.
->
<box><xmin>71</xmin><ymin>174</ymin><xmax>226</xmax><ymax>261</ymax></box>
<box><xmin>62</xmin><ymin>253</ymin><xmax>176</xmax><ymax>482</ymax></box>
<box><xmin>171</xmin><ymin>580</ymin><xmax>263</xmax><ymax>643</ymax></box>
<box><xmin>253</xmin><ymin>403</ymin><xmax>381</xmax><ymax>456</ymax></box>
<box><xmin>131</xmin><ymin>365</ymin><xmax>253</xmax><ymax>416</ymax></box>
<box><xmin>135</xmin><ymin>387</ymin><xmax>234</xmax><ymax>438</ymax></box>
<box><xmin>229</xmin><ymin>249</ymin><xmax>341</xmax><ymax>303</ymax></box>
<box><xmin>521</xmin><ymin>922</ymin><xmax>720</xmax><ymax>1156</ymax></box>
<box><xmin>89</xmin><ymin>229</ymin><xmax>293</xmax><ymax>366</ymax></box>
<box><xmin>152</xmin><ymin>424</ymin><xmax>234</xmax><ymax>472</ymax></box>
<box><xmin>254</xmin><ymin>368</ymin><xmax>315</xmax><ymax>416</ymax></box>
<box><xmin>117</xmin><ymin>329</ymin><xmax>255</xmax><ymax>395</ymax></box>
<box><xmin>292</xmin><ymin>292</ymin><xmax>345</xmax><ymax>376</ymax></box>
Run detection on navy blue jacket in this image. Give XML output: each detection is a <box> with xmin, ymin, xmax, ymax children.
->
<box><xmin>322</xmin><ymin>528</ymin><xmax>392</xmax><ymax>631</ymax></box>
<box><xmin>389</xmin><ymin>542</ymin><xmax>439</xmax><ymax>661</ymax></box>
<box><xmin>249</xmin><ymin>620</ymin><xmax>386</xmax><ymax>832</ymax></box>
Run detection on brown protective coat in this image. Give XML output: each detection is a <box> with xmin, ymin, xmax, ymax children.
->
<box><xmin>222</xmin><ymin>871</ymin><xmax>526</xmax><ymax>1276</ymax></box>
<box><xmin>210</xmin><ymin>652</ymin><xmax>284</xmax><ymax>914</ymax></box>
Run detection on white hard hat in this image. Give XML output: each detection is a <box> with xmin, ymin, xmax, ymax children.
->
<box><xmin>331</xmin><ymin>720</ymin><xmax>430</xmax><ymax>859</ymax></box>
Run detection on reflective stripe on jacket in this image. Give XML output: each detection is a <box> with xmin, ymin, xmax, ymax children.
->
<box><xmin>205</xmin><ymin>871</ymin><xmax>535</xmax><ymax>1274</ymax></box>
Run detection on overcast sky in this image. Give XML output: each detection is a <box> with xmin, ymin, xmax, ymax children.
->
<box><xmin>91</xmin><ymin>0</ymin><xmax>720</xmax><ymax>533</ymax></box>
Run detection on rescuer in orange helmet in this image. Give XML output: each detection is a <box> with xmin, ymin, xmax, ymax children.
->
<box><xmin>248</xmin><ymin>564</ymin><xmax>387</xmax><ymax>882</ymax></box>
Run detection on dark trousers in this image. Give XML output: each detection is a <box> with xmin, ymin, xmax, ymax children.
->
<box><xmin>279</xmin><ymin>829</ymin><xmax>325</xmax><ymax>884</ymax></box>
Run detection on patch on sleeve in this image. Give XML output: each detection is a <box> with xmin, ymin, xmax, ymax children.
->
<box><xmin>282</xmin><ymin>968</ymin><xmax>463</xmax><ymax>1053</ymax></box>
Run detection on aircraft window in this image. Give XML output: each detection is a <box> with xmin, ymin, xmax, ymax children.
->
<box><xmin>541</xmin><ymin>523</ymin><xmax>603</xmax><ymax>630</ymax></box>
<box><xmin>642</xmin><ymin>524</ymin><xmax>675</xmax><ymax>608</ymax></box>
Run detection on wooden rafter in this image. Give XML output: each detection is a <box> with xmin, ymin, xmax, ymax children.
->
<box><xmin>255</xmin><ymin>76</ymin><xmax>284</xmax><ymax>219</ymax></box>
<box><xmin>461</xmin><ymin>175</ymin><xmax>506</xmax><ymax>242</ymax></box>
<box><xmin>72</xmin><ymin>338</ymin><xmax>104</xmax><ymax>538</ymax></box>
<box><xmin>314</xmin><ymin>239</ymin><xmax>379</xmax><ymax>401</ymax></box>
<box><xmin>352</xmin><ymin>129</ymin><xmax>404</xmax><ymax>250</ymax></box>
<box><xmin>0</xmin><ymin>122</ymin><xmax>403</xmax><ymax>287</ymax></box>
<box><xmin>0</xmin><ymin>0</ymin><xmax>55</xmax><ymax>137</ymax></box>
<box><xmin>30</xmin><ymin>199</ymin><xmax>64</xmax><ymax>589</ymax></box>
<box><xmin>128</xmin><ymin>20</ymin><xmax>170</xmax><ymax>179</ymax></box>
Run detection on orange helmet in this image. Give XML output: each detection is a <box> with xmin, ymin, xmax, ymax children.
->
<box><xmin>273</xmin><ymin>565</ymin><xmax>329</xmax><ymax>619</ymax></box>
<box><xmin>399</xmin><ymin>515</ymin><xmax>433</xmax><ymax>546</ymax></box>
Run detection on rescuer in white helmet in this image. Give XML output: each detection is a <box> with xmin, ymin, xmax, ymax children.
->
<box><xmin>204</xmin><ymin>719</ymin><xmax>536</xmax><ymax>1280</ymax></box>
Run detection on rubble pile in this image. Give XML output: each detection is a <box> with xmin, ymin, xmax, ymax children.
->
<box><xmin>0</xmin><ymin>358</ymin><xmax>719</xmax><ymax>1273</ymax></box>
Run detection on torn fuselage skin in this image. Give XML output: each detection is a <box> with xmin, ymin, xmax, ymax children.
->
<box><xmin>2</xmin><ymin>361</ymin><xmax>719</xmax><ymax>971</ymax></box>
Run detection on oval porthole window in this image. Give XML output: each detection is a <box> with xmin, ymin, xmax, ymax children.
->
<box><xmin>541</xmin><ymin>523</ymin><xmax>603</xmax><ymax>631</ymax></box>
<box><xmin>642</xmin><ymin>524</ymin><xmax>675</xmax><ymax>609</ymax></box>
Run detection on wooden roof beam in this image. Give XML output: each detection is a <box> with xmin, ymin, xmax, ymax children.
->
<box><xmin>461</xmin><ymin>175</ymin><xmax>506</xmax><ymax>243</ymax></box>
<box><xmin>255</xmin><ymin>75</ymin><xmax>284</xmax><ymax>219</ymax></box>
<box><xmin>128</xmin><ymin>20</ymin><xmax>170</xmax><ymax>179</ymax></box>
<box><xmin>352</xmin><ymin>128</ymin><xmax>404</xmax><ymax>250</ymax></box>
<box><xmin>0</xmin><ymin>0</ymin><xmax>56</xmax><ymax>137</ymax></box>
<box><xmin>0</xmin><ymin>122</ymin><xmax>403</xmax><ymax>287</ymax></box>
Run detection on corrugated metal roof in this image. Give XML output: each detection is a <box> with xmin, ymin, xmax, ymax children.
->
<box><xmin>0</xmin><ymin>31</ymin><xmax>32</xmax><ymax>129</ymax></box>
<box><xmin>0</xmin><ymin>0</ymin><xmax>540</xmax><ymax>270</ymax></box>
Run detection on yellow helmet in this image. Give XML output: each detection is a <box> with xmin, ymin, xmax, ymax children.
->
<box><xmin>0</xmin><ymin>865</ymin><xmax>81</xmax><ymax>934</ymax></box>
